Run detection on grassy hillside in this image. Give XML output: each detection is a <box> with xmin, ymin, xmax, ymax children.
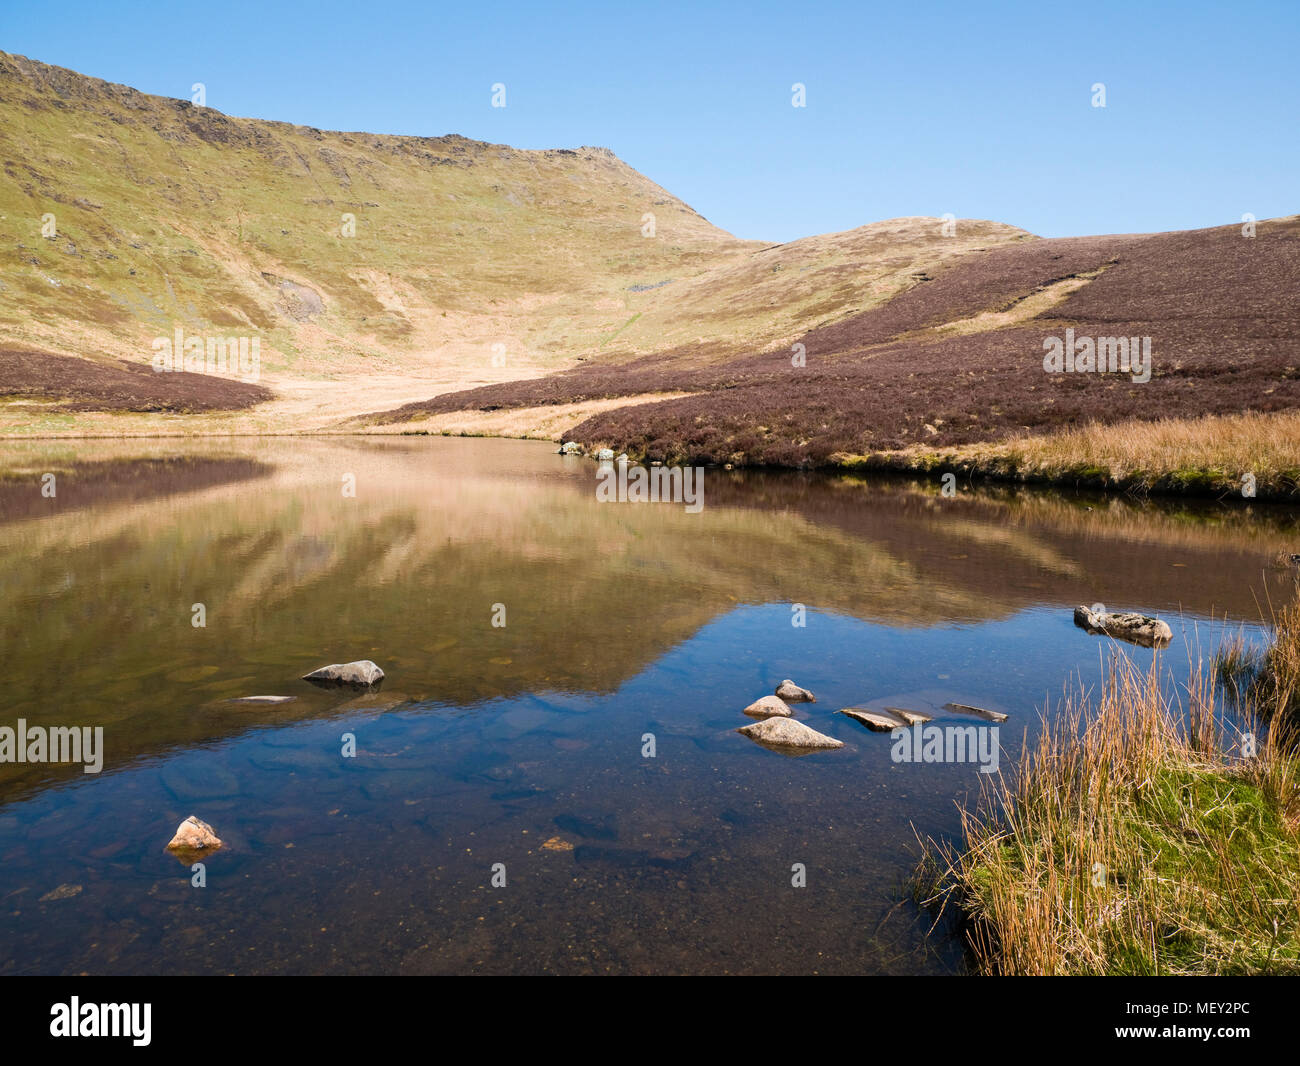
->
<box><xmin>0</xmin><ymin>52</ymin><xmax>1028</xmax><ymax>435</ymax></box>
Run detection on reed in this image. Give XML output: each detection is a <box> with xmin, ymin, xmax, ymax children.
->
<box><xmin>915</xmin><ymin>638</ymin><xmax>1300</xmax><ymax>974</ymax></box>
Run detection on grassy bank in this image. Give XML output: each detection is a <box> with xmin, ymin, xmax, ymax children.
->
<box><xmin>837</xmin><ymin>411</ymin><xmax>1300</xmax><ymax>501</ymax></box>
<box><xmin>916</xmin><ymin>592</ymin><xmax>1300</xmax><ymax>975</ymax></box>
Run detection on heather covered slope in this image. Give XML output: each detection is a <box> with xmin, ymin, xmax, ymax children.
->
<box><xmin>0</xmin><ymin>53</ymin><xmax>1029</xmax><ymax>433</ymax></box>
<box><xmin>384</xmin><ymin>217</ymin><xmax>1300</xmax><ymax>485</ymax></box>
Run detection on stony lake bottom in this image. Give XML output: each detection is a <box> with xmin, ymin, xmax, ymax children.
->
<box><xmin>0</xmin><ymin>436</ymin><xmax>1296</xmax><ymax>975</ymax></box>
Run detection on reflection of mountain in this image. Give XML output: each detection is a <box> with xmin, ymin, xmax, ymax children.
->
<box><xmin>0</xmin><ymin>455</ymin><xmax>270</xmax><ymax>524</ymax></box>
<box><xmin>0</xmin><ymin>436</ymin><xmax>1294</xmax><ymax>800</ymax></box>
<box><xmin>697</xmin><ymin>473</ymin><xmax>1300</xmax><ymax>623</ymax></box>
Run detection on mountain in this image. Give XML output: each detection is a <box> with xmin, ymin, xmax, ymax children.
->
<box><xmin>0</xmin><ymin>52</ymin><xmax>1026</xmax><ymax>434</ymax></box>
<box><xmin>5</xmin><ymin>52</ymin><xmax>1293</xmax><ymax>499</ymax></box>
<box><xmin>388</xmin><ymin>216</ymin><xmax>1300</xmax><ymax>495</ymax></box>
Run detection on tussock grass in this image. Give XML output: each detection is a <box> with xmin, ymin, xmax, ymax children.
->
<box><xmin>1257</xmin><ymin>589</ymin><xmax>1300</xmax><ymax>724</ymax></box>
<box><xmin>916</xmin><ymin>638</ymin><xmax>1300</xmax><ymax>975</ymax></box>
<box><xmin>866</xmin><ymin>411</ymin><xmax>1300</xmax><ymax>500</ymax></box>
<box><xmin>1213</xmin><ymin>627</ymin><xmax>1265</xmax><ymax>698</ymax></box>
<box><xmin>1001</xmin><ymin>411</ymin><xmax>1300</xmax><ymax>497</ymax></box>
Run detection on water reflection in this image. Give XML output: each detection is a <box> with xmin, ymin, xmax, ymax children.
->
<box><xmin>0</xmin><ymin>438</ymin><xmax>1294</xmax><ymax>973</ymax></box>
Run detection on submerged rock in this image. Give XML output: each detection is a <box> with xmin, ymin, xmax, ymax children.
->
<box><xmin>161</xmin><ymin>760</ymin><xmax>239</xmax><ymax>802</ymax></box>
<box><xmin>743</xmin><ymin>695</ymin><xmax>793</xmax><ymax>718</ymax></box>
<box><xmin>302</xmin><ymin>660</ymin><xmax>385</xmax><ymax>687</ymax></box>
<box><xmin>840</xmin><ymin>707</ymin><xmax>907</xmax><ymax>732</ymax></box>
<box><xmin>943</xmin><ymin>702</ymin><xmax>1009</xmax><ymax>723</ymax></box>
<box><xmin>738</xmin><ymin>717</ymin><xmax>843</xmax><ymax>751</ymax></box>
<box><xmin>775</xmin><ymin>679</ymin><xmax>815</xmax><ymax>702</ymax></box>
<box><xmin>229</xmin><ymin>695</ymin><xmax>297</xmax><ymax>705</ymax></box>
<box><xmin>1073</xmin><ymin>605</ymin><xmax>1173</xmax><ymax>648</ymax></box>
<box><xmin>166</xmin><ymin>815</ymin><xmax>222</xmax><ymax>852</ymax></box>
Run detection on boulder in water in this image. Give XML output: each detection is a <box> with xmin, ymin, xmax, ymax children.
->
<box><xmin>302</xmin><ymin>660</ymin><xmax>385</xmax><ymax>687</ymax></box>
<box><xmin>840</xmin><ymin>707</ymin><xmax>907</xmax><ymax>732</ymax></box>
<box><xmin>738</xmin><ymin>717</ymin><xmax>843</xmax><ymax>751</ymax></box>
<box><xmin>1073</xmin><ymin>605</ymin><xmax>1172</xmax><ymax>648</ymax></box>
<box><xmin>166</xmin><ymin>815</ymin><xmax>222</xmax><ymax>853</ymax></box>
<box><xmin>775</xmin><ymin>679</ymin><xmax>815</xmax><ymax>702</ymax></box>
<box><xmin>743</xmin><ymin>695</ymin><xmax>793</xmax><ymax>718</ymax></box>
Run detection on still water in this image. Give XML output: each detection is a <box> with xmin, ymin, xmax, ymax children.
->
<box><xmin>0</xmin><ymin>437</ymin><xmax>1295</xmax><ymax>974</ymax></box>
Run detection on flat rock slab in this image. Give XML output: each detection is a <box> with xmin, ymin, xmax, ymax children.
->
<box><xmin>775</xmin><ymin>679</ymin><xmax>816</xmax><ymax>702</ymax></box>
<box><xmin>943</xmin><ymin>702</ymin><xmax>1009</xmax><ymax>723</ymax></box>
<box><xmin>743</xmin><ymin>695</ymin><xmax>793</xmax><ymax>718</ymax></box>
<box><xmin>229</xmin><ymin>695</ymin><xmax>297</xmax><ymax>705</ymax></box>
<box><xmin>840</xmin><ymin>707</ymin><xmax>907</xmax><ymax>732</ymax></box>
<box><xmin>1073</xmin><ymin>605</ymin><xmax>1173</xmax><ymax>648</ymax></box>
<box><xmin>738</xmin><ymin>717</ymin><xmax>844</xmax><ymax>751</ymax></box>
<box><xmin>302</xmin><ymin>660</ymin><xmax>385</xmax><ymax>687</ymax></box>
<box><xmin>884</xmin><ymin>706</ymin><xmax>933</xmax><ymax>726</ymax></box>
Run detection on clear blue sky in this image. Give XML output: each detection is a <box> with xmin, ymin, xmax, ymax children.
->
<box><xmin>3</xmin><ymin>0</ymin><xmax>1296</xmax><ymax>242</ymax></box>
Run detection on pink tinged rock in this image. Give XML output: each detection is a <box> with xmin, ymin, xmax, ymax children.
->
<box><xmin>738</xmin><ymin>717</ymin><xmax>844</xmax><ymax>750</ymax></box>
<box><xmin>743</xmin><ymin>695</ymin><xmax>794</xmax><ymax>718</ymax></box>
<box><xmin>775</xmin><ymin>679</ymin><xmax>815</xmax><ymax>702</ymax></box>
<box><xmin>166</xmin><ymin>815</ymin><xmax>222</xmax><ymax>852</ymax></box>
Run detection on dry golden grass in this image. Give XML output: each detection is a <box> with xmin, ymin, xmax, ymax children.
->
<box><xmin>1008</xmin><ymin>411</ymin><xmax>1300</xmax><ymax>488</ymax></box>
<box><xmin>1259</xmin><ymin>585</ymin><xmax>1300</xmax><ymax>722</ymax></box>
<box><xmin>360</xmin><ymin>392</ymin><xmax>692</xmax><ymax>440</ymax></box>
<box><xmin>916</xmin><ymin>618</ymin><xmax>1300</xmax><ymax>975</ymax></box>
<box><xmin>859</xmin><ymin>410</ymin><xmax>1300</xmax><ymax>499</ymax></box>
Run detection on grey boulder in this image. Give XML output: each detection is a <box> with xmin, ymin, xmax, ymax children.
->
<box><xmin>303</xmin><ymin>660</ymin><xmax>385</xmax><ymax>687</ymax></box>
<box><xmin>738</xmin><ymin>718</ymin><xmax>843</xmax><ymax>751</ymax></box>
<box><xmin>1073</xmin><ymin>605</ymin><xmax>1172</xmax><ymax>648</ymax></box>
<box><xmin>775</xmin><ymin>679</ymin><xmax>816</xmax><ymax>702</ymax></box>
<box><xmin>743</xmin><ymin>695</ymin><xmax>793</xmax><ymax>718</ymax></box>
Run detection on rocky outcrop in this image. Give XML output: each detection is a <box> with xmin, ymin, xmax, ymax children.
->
<box><xmin>1073</xmin><ymin>605</ymin><xmax>1173</xmax><ymax>648</ymax></box>
<box><xmin>166</xmin><ymin>815</ymin><xmax>222</xmax><ymax>852</ymax></box>
<box><xmin>737</xmin><ymin>717</ymin><xmax>843</xmax><ymax>751</ymax></box>
<box><xmin>743</xmin><ymin>695</ymin><xmax>793</xmax><ymax>718</ymax></box>
<box><xmin>775</xmin><ymin>679</ymin><xmax>815</xmax><ymax>702</ymax></box>
<box><xmin>302</xmin><ymin>660</ymin><xmax>385</xmax><ymax>687</ymax></box>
